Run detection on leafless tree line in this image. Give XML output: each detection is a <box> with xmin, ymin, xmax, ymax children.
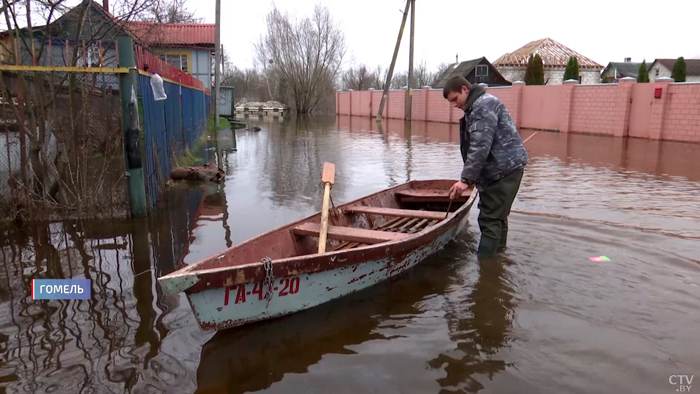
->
<box><xmin>224</xmin><ymin>3</ymin><xmax>456</xmax><ymax>114</ymax></box>
<box><xmin>339</xmin><ymin>60</ymin><xmax>452</xmax><ymax>91</ymax></box>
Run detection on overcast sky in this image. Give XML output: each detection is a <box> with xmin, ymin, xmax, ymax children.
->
<box><xmin>189</xmin><ymin>0</ymin><xmax>700</xmax><ymax>73</ymax></box>
<box><xmin>9</xmin><ymin>0</ymin><xmax>699</xmax><ymax>73</ymax></box>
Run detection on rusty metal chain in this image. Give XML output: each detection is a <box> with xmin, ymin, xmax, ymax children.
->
<box><xmin>262</xmin><ymin>256</ymin><xmax>274</xmax><ymax>308</ymax></box>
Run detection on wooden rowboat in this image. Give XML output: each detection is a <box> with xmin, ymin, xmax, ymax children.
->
<box><xmin>157</xmin><ymin>172</ymin><xmax>477</xmax><ymax>332</ymax></box>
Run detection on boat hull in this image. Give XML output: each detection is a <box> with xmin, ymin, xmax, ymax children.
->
<box><xmin>187</xmin><ymin>203</ymin><xmax>473</xmax><ymax>331</ymax></box>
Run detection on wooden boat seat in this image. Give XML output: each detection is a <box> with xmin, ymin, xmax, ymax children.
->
<box><xmin>344</xmin><ymin>206</ymin><xmax>447</xmax><ymax>220</ymax></box>
<box><xmin>293</xmin><ymin>222</ymin><xmax>408</xmax><ymax>244</ymax></box>
<box><xmin>396</xmin><ymin>188</ymin><xmax>470</xmax><ymax>203</ymax></box>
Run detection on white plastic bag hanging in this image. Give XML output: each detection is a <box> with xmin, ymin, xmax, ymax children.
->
<box><xmin>150</xmin><ymin>71</ymin><xmax>167</xmax><ymax>101</ymax></box>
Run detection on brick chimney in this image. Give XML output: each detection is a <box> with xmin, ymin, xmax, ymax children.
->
<box><xmin>456</xmin><ymin>53</ymin><xmax>458</xmax><ymax>63</ymax></box>
<box><xmin>103</xmin><ymin>0</ymin><xmax>109</xmax><ymax>12</ymax></box>
<box><xmin>624</xmin><ymin>57</ymin><xmax>631</xmax><ymax>62</ymax></box>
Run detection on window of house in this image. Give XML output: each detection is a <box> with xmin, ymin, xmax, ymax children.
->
<box><xmin>78</xmin><ymin>44</ymin><xmax>101</xmax><ymax>67</ymax></box>
<box><xmin>475</xmin><ymin>65</ymin><xmax>488</xmax><ymax>77</ymax></box>
<box><xmin>159</xmin><ymin>54</ymin><xmax>188</xmax><ymax>72</ymax></box>
<box><xmin>655</xmin><ymin>68</ymin><xmax>659</xmax><ymax>77</ymax></box>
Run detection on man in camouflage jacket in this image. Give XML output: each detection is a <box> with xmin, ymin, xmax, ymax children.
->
<box><xmin>443</xmin><ymin>75</ymin><xmax>529</xmax><ymax>257</ymax></box>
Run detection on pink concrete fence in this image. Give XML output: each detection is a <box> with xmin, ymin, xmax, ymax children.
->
<box><xmin>335</xmin><ymin>78</ymin><xmax>700</xmax><ymax>143</ymax></box>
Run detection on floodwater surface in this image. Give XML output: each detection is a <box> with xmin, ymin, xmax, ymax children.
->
<box><xmin>1</xmin><ymin>115</ymin><xmax>699</xmax><ymax>394</ymax></box>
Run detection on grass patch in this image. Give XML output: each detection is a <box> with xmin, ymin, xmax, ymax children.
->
<box><xmin>207</xmin><ymin>116</ymin><xmax>231</xmax><ymax>137</ymax></box>
<box><xmin>177</xmin><ymin>133</ymin><xmax>208</xmax><ymax>167</ymax></box>
<box><xmin>175</xmin><ymin>114</ymin><xmax>229</xmax><ymax>167</ymax></box>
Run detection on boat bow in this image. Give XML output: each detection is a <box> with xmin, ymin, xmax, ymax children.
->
<box><xmin>158</xmin><ymin>271</ymin><xmax>199</xmax><ymax>296</ymax></box>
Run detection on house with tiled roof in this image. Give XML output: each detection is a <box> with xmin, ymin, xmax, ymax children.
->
<box><xmin>125</xmin><ymin>21</ymin><xmax>216</xmax><ymax>89</ymax></box>
<box><xmin>493</xmin><ymin>38</ymin><xmax>604</xmax><ymax>85</ymax></box>
<box><xmin>648</xmin><ymin>58</ymin><xmax>700</xmax><ymax>82</ymax></box>
<box><xmin>431</xmin><ymin>56</ymin><xmax>512</xmax><ymax>87</ymax></box>
<box><xmin>0</xmin><ymin>0</ymin><xmax>216</xmax><ymax>89</ymax></box>
<box><xmin>600</xmin><ymin>58</ymin><xmax>651</xmax><ymax>83</ymax></box>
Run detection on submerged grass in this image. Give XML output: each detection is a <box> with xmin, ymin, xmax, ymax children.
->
<box><xmin>176</xmin><ymin>116</ymin><xmax>231</xmax><ymax>167</ymax></box>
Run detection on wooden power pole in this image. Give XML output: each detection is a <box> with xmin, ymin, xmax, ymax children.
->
<box><xmin>406</xmin><ymin>0</ymin><xmax>415</xmax><ymax>121</ymax></box>
<box><xmin>376</xmin><ymin>0</ymin><xmax>411</xmax><ymax>121</ymax></box>
<box><xmin>214</xmin><ymin>0</ymin><xmax>221</xmax><ymax>126</ymax></box>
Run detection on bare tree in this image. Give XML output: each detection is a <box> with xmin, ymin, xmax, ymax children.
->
<box><xmin>254</xmin><ymin>4</ymin><xmax>346</xmax><ymax>114</ymax></box>
<box><xmin>139</xmin><ymin>0</ymin><xmax>202</xmax><ymax>23</ymax></box>
<box><xmin>391</xmin><ymin>71</ymin><xmax>408</xmax><ymax>89</ymax></box>
<box><xmin>221</xmin><ymin>65</ymin><xmax>271</xmax><ymax>103</ymax></box>
<box><xmin>430</xmin><ymin>62</ymin><xmax>452</xmax><ymax>86</ymax></box>
<box><xmin>340</xmin><ymin>64</ymin><xmax>374</xmax><ymax>91</ymax></box>
<box><xmin>369</xmin><ymin>65</ymin><xmax>386</xmax><ymax>90</ymax></box>
<box><xmin>412</xmin><ymin>59</ymin><xmax>432</xmax><ymax>88</ymax></box>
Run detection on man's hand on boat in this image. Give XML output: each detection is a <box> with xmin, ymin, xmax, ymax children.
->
<box><xmin>448</xmin><ymin>181</ymin><xmax>470</xmax><ymax>200</ymax></box>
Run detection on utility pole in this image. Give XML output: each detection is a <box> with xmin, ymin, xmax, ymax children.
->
<box><xmin>377</xmin><ymin>0</ymin><xmax>411</xmax><ymax>121</ymax></box>
<box><xmin>406</xmin><ymin>0</ymin><xmax>415</xmax><ymax>121</ymax></box>
<box><xmin>214</xmin><ymin>0</ymin><xmax>221</xmax><ymax>126</ymax></box>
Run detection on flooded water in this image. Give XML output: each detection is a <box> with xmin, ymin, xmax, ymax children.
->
<box><xmin>1</xmin><ymin>114</ymin><xmax>699</xmax><ymax>394</ymax></box>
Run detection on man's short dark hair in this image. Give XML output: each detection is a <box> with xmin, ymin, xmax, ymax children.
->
<box><xmin>443</xmin><ymin>75</ymin><xmax>472</xmax><ymax>99</ymax></box>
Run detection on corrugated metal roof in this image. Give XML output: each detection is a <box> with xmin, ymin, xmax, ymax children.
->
<box><xmin>126</xmin><ymin>21</ymin><xmax>216</xmax><ymax>46</ymax></box>
<box><xmin>494</xmin><ymin>38</ymin><xmax>603</xmax><ymax>69</ymax></box>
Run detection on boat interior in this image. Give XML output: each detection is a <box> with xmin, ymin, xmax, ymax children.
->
<box><xmin>183</xmin><ymin>180</ymin><xmax>473</xmax><ymax>271</ymax></box>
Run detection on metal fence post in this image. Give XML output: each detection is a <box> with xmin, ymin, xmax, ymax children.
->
<box><xmin>116</xmin><ymin>36</ymin><xmax>148</xmax><ymax>218</ymax></box>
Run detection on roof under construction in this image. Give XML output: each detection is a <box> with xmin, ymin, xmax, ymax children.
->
<box><xmin>494</xmin><ymin>38</ymin><xmax>603</xmax><ymax>69</ymax></box>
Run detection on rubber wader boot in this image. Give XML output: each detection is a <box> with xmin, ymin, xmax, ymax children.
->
<box><xmin>497</xmin><ymin>221</ymin><xmax>508</xmax><ymax>251</ymax></box>
<box><xmin>477</xmin><ymin>235</ymin><xmax>500</xmax><ymax>258</ymax></box>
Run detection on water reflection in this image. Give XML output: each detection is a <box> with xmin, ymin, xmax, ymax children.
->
<box><xmin>0</xmin><ymin>114</ymin><xmax>697</xmax><ymax>394</ymax></box>
<box><xmin>0</xmin><ymin>185</ymin><xmax>209</xmax><ymax>393</ymax></box>
<box><xmin>428</xmin><ymin>254</ymin><xmax>516</xmax><ymax>392</ymax></box>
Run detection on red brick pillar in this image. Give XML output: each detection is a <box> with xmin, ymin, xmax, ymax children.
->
<box><xmin>348</xmin><ymin>89</ymin><xmax>354</xmax><ymax>116</ymax></box>
<box><xmin>559</xmin><ymin>79</ymin><xmax>578</xmax><ymax>133</ymax></box>
<box><xmin>512</xmin><ymin>81</ymin><xmax>524</xmax><ymax>129</ymax></box>
<box><xmin>336</xmin><ymin>90</ymin><xmax>340</xmax><ymax>115</ymax></box>
<box><xmin>614</xmin><ymin>77</ymin><xmax>636</xmax><ymax>137</ymax></box>
<box><xmin>402</xmin><ymin>86</ymin><xmax>408</xmax><ymax>120</ymax></box>
<box><xmin>423</xmin><ymin>86</ymin><xmax>430</xmax><ymax>121</ymax></box>
<box><xmin>368</xmin><ymin>88</ymin><xmax>375</xmax><ymax>118</ymax></box>
<box><xmin>648</xmin><ymin>77</ymin><xmax>673</xmax><ymax>140</ymax></box>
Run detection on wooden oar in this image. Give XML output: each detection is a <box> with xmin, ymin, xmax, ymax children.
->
<box><xmin>318</xmin><ymin>162</ymin><xmax>336</xmax><ymax>253</ymax></box>
<box><xmin>522</xmin><ymin>131</ymin><xmax>538</xmax><ymax>144</ymax></box>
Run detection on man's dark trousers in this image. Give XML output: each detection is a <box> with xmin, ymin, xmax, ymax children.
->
<box><xmin>475</xmin><ymin>167</ymin><xmax>524</xmax><ymax>257</ymax></box>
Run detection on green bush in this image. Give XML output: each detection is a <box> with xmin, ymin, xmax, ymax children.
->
<box><xmin>672</xmin><ymin>57</ymin><xmax>686</xmax><ymax>82</ymax></box>
<box><xmin>525</xmin><ymin>53</ymin><xmax>545</xmax><ymax>85</ymax></box>
<box><xmin>637</xmin><ymin>60</ymin><xmax>650</xmax><ymax>83</ymax></box>
<box><xmin>564</xmin><ymin>56</ymin><xmax>579</xmax><ymax>81</ymax></box>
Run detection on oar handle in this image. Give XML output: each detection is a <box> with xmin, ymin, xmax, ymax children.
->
<box><xmin>318</xmin><ymin>162</ymin><xmax>336</xmax><ymax>253</ymax></box>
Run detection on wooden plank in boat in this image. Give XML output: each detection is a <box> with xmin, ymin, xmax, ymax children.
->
<box><xmin>396</xmin><ymin>188</ymin><xmax>470</xmax><ymax>202</ymax></box>
<box><xmin>345</xmin><ymin>206</ymin><xmax>447</xmax><ymax>220</ymax></box>
<box><xmin>293</xmin><ymin>223</ymin><xmax>408</xmax><ymax>244</ymax></box>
